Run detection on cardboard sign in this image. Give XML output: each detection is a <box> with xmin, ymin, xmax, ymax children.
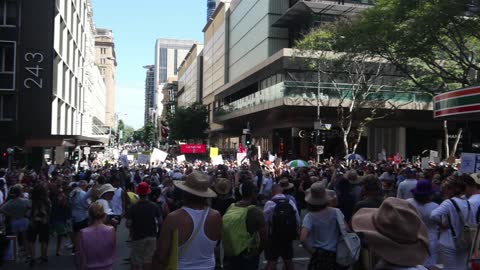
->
<box><xmin>421</xmin><ymin>157</ymin><xmax>430</xmax><ymax>169</ymax></box>
<box><xmin>212</xmin><ymin>155</ymin><xmax>224</xmax><ymax>165</ymax></box>
<box><xmin>237</xmin><ymin>153</ymin><xmax>247</xmax><ymax>164</ymax></box>
<box><xmin>137</xmin><ymin>154</ymin><xmax>151</xmax><ymax>165</ymax></box>
<box><xmin>461</xmin><ymin>153</ymin><xmax>477</xmax><ymax>174</ymax></box>
<box><xmin>268</xmin><ymin>154</ymin><xmax>276</xmax><ymax>162</ymax></box>
<box><xmin>177</xmin><ymin>155</ymin><xmax>186</xmax><ymax>163</ymax></box>
<box><xmin>151</xmin><ymin>148</ymin><xmax>168</xmax><ymax>163</ymax></box>
<box><xmin>429</xmin><ymin>150</ymin><xmax>439</xmax><ymax>162</ymax></box>
<box><xmin>210</xmin><ymin>147</ymin><xmax>219</xmax><ymax>158</ymax></box>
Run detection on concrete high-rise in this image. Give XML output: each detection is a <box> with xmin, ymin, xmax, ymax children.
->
<box><xmin>95</xmin><ymin>28</ymin><xmax>117</xmax><ymax>128</ymax></box>
<box><xmin>153</xmin><ymin>38</ymin><xmax>197</xmax><ymax>116</ymax></box>
<box><xmin>144</xmin><ymin>65</ymin><xmax>155</xmax><ymax>125</ymax></box>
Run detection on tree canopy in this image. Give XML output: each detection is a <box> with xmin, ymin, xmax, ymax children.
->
<box><xmin>167</xmin><ymin>103</ymin><xmax>209</xmax><ymax>141</ymax></box>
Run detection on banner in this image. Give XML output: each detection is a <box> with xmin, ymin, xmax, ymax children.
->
<box><xmin>210</xmin><ymin>147</ymin><xmax>219</xmax><ymax>158</ymax></box>
<box><xmin>180</xmin><ymin>144</ymin><xmax>207</xmax><ymax>154</ymax></box>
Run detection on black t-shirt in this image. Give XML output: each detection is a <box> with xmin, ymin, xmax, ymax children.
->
<box><xmin>128</xmin><ymin>200</ymin><xmax>161</xmax><ymax>240</ymax></box>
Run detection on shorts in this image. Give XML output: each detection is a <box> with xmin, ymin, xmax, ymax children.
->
<box><xmin>130</xmin><ymin>237</ymin><xmax>156</xmax><ymax>265</ymax></box>
<box><xmin>27</xmin><ymin>222</ymin><xmax>49</xmax><ymax>243</ymax></box>
<box><xmin>10</xmin><ymin>218</ymin><xmax>29</xmax><ymax>234</ymax></box>
<box><xmin>73</xmin><ymin>219</ymin><xmax>89</xmax><ymax>233</ymax></box>
<box><xmin>265</xmin><ymin>239</ymin><xmax>294</xmax><ymax>261</ymax></box>
<box><xmin>50</xmin><ymin>222</ymin><xmax>68</xmax><ymax>236</ymax></box>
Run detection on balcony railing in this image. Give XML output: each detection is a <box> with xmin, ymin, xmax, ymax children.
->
<box><xmin>214</xmin><ymin>81</ymin><xmax>432</xmax><ymax>118</ymax></box>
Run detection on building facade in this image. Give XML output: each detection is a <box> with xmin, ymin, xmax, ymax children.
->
<box><xmin>144</xmin><ymin>65</ymin><xmax>155</xmax><ymax>125</ymax></box>
<box><xmin>95</xmin><ymin>28</ymin><xmax>116</xmax><ymax>128</ymax></box>
<box><xmin>0</xmin><ymin>0</ymin><xmax>109</xmax><ymax>167</ymax></box>
<box><xmin>177</xmin><ymin>44</ymin><xmax>204</xmax><ymax>107</ymax></box>
<box><xmin>198</xmin><ymin>0</ymin><xmax>449</xmax><ymax>160</ymax></box>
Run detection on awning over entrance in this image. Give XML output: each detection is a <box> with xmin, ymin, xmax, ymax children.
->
<box><xmin>273</xmin><ymin>0</ymin><xmax>372</xmax><ymax>27</ymax></box>
<box><xmin>24</xmin><ymin>135</ymin><xmax>107</xmax><ymax>148</ymax></box>
<box><xmin>433</xmin><ymin>86</ymin><xmax>480</xmax><ymax>120</ymax></box>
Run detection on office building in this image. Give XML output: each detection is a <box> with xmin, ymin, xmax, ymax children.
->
<box><xmin>200</xmin><ymin>0</ymin><xmax>450</xmax><ymax>159</ymax></box>
<box><xmin>144</xmin><ymin>65</ymin><xmax>155</xmax><ymax>125</ymax></box>
<box><xmin>95</xmin><ymin>28</ymin><xmax>117</xmax><ymax>127</ymax></box>
<box><xmin>0</xmin><ymin>0</ymin><xmax>108</xmax><ymax>167</ymax></box>
<box><xmin>177</xmin><ymin>44</ymin><xmax>204</xmax><ymax>107</ymax></box>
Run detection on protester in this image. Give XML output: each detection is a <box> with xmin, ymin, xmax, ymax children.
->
<box><xmin>211</xmin><ymin>178</ymin><xmax>235</xmax><ymax>216</ymax></box>
<box><xmin>223</xmin><ymin>181</ymin><xmax>267</xmax><ymax>270</ymax></box>
<box><xmin>353</xmin><ymin>175</ymin><xmax>384</xmax><ymax>214</ymax></box>
<box><xmin>0</xmin><ymin>184</ymin><xmax>30</xmax><ymax>251</ymax></box>
<box><xmin>49</xmin><ymin>183</ymin><xmax>71</xmax><ymax>256</ymax></box>
<box><xmin>127</xmin><ymin>182</ymin><xmax>161</xmax><ymax>270</ymax></box>
<box><xmin>95</xmin><ymin>184</ymin><xmax>117</xmax><ymax>225</ymax></box>
<box><xmin>109</xmin><ymin>177</ymin><xmax>125</xmax><ymax>228</ymax></box>
<box><xmin>352</xmin><ymin>197</ymin><xmax>429</xmax><ymax>270</ymax></box>
<box><xmin>69</xmin><ymin>180</ymin><xmax>90</xmax><ymax>252</ymax></box>
<box><xmin>431</xmin><ymin>176</ymin><xmax>474</xmax><ymax>270</ymax></box>
<box><xmin>406</xmin><ymin>180</ymin><xmax>439</xmax><ymax>269</ymax></box>
<box><xmin>263</xmin><ymin>181</ymin><xmax>300</xmax><ymax>270</ymax></box>
<box><xmin>300</xmin><ymin>181</ymin><xmax>345</xmax><ymax>270</ymax></box>
<box><xmin>465</xmin><ymin>173</ymin><xmax>480</xmax><ymax>207</ymax></box>
<box><xmin>77</xmin><ymin>202</ymin><xmax>116</xmax><ymax>270</ymax></box>
<box><xmin>397</xmin><ymin>168</ymin><xmax>417</xmax><ymax>199</ymax></box>
<box><xmin>154</xmin><ymin>171</ymin><xmax>221</xmax><ymax>270</ymax></box>
<box><xmin>27</xmin><ymin>184</ymin><xmax>52</xmax><ymax>266</ymax></box>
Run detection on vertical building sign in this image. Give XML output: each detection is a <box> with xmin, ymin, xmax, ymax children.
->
<box><xmin>18</xmin><ymin>0</ymin><xmax>55</xmax><ymax>136</ymax></box>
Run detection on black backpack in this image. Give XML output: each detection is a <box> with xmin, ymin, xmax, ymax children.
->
<box><xmin>271</xmin><ymin>198</ymin><xmax>298</xmax><ymax>241</ymax></box>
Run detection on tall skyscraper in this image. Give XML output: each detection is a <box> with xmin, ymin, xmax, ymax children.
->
<box><xmin>153</xmin><ymin>39</ymin><xmax>197</xmax><ymax>116</ymax></box>
<box><xmin>207</xmin><ymin>0</ymin><xmax>217</xmax><ymax>21</ymax></box>
<box><xmin>95</xmin><ymin>28</ymin><xmax>117</xmax><ymax>128</ymax></box>
<box><xmin>144</xmin><ymin>65</ymin><xmax>155</xmax><ymax>125</ymax></box>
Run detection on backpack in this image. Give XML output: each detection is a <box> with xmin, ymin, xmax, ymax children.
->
<box><xmin>271</xmin><ymin>197</ymin><xmax>297</xmax><ymax>241</ymax></box>
<box><xmin>335</xmin><ymin>209</ymin><xmax>361</xmax><ymax>266</ymax></box>
<box><xmin>448</xmin><ymin>198</ymin><xmax>478</xmax><ymax>252</ymax></box>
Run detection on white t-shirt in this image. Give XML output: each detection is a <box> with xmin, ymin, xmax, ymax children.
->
<box><xmin>110</xmin><ymin>188</ymin><xmax>123</xmax><ymax>216</ymax></box>
<box><xmin>262</xmin><ymin>177</ymin><xmax>273</xmax><ymax>196</ymax></box>
<box><xmin>96</xmin><ymin>199</ymin><xmax>113</xmax><ymax>215</ymax></box>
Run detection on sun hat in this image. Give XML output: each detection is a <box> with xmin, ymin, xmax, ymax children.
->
<box><xmin>305</xmin><ymin>182</ymin><xmax>333</xmax><ymax>206</ymax></box>
<box><xmin>99</xmin><ymin>184</ymin><xmax>116</xmax><ymax>198</ymax></box>
<box><xmin>174</xmin><ymin>170</ymin><xmax>217</xmax><ymax>198</ymax></box>
<box><xmin>411</xmin><ymin>180</ymin><xmax>437</xmax><ymax>196</ymax></box>
<box><xmin>471</xmin><ymin>173</ymin><xmax>480</xmax><ymax>185</ymax></box>
<box><xmin>279</xmin><ymin>178</ymin><xmax>294</xmax><ymax>190</ymax></box>
<box><xmin>136</xmin><ymin>182</ymin><xmax>152</xmax><ymax>196</ymax></box>
<box><xmin>214</xmin><ymin>178</ymin><xmax>231</xmax><ymax>195</ymax></box>
<box><xmin>352</xmin><ymin>197</ymin><xmax>429</xmax><ymax>266</ymax></box>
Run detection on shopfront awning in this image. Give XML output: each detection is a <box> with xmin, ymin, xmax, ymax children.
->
<box><xmin>273</xmin><ymin>0</ymin><xmax>372</xmax><ymax>27</ymax></box>
<box><xmin>433</xmin><ymin>86</ymin><xmax>480</xmax><ymax>120</ymax></box>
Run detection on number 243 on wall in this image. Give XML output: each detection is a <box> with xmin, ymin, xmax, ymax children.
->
<box><xmin>24</xmin><ymin>52</ymin><xmax>44</xmax><ymax>89</ymax></box>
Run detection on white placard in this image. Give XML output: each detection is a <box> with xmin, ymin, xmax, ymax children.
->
<box><xmin>127</xmin><ymin>155</ymin><xmax>134</xmax><ymax>161</ymax></box>
<box><xmin>137</xmin><ymin>154</ymin><xmax>151</xmax><ymax>165</ymax></box>
<box><xmin>151</xmin><ymin>148</ymin><xmax>168</xmax><ymax>162</ymax></box>
<box><xmin>177</xmin><ymin>155</ymin><xmax>186</xmax><ymax>163</ymax></box>
<box><xmin>429</xmin><ymin>150</ymin><xmax>439</xmax><ymax>162</ymax></box>
<box><xmin>461</xmin><ymin>153</ymin><xmax>477</xmax><ymax>174</ymax></box>
<box><xmin>269</xmin><ymin>154</ymin><xmax>276</xmax><ymax>162</ymax></box>
<box><xmin>212</xmin><ymin>155</ymin><xmax>224</xmax><ymax>166</ymax></box>
<box><xmin>421</xmin><ymin>157</ymin><xmax>430</xmax><ymax>169</ymax></box>
<box><xmin>237</xmin><ymin>153</ymin><xmax>247</xmax><ymax>164</ymax></box>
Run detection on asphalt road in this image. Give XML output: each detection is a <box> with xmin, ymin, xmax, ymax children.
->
<box><xmin>4</xmin><ymin>219</ymin><xmax>311</xmax><ymax>270</ymax></box>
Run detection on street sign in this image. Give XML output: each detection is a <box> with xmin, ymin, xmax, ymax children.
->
<box><xmin>317</xmin><ymin>145</ymin><xmax>324</xmax><ymax>155</ymax></box>
<box><xmin>314</xmin><ymin>121</ymin><xmax>322</xmax><ymax>130</ymax></box>
<box><xmin>242</xmin><ymin>129</ymin><xmax>250</xmax><ymax>134</ymax></box>
<box><xmin>83</xmin><ymin>147</ymin><xmax>90</xmax><ymax>155</ymax></box>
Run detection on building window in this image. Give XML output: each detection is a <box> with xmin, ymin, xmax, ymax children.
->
<box><xmin>100</xmin><ymin>58</ymin><xmax>106</xmax><ymax>65</ymax></box>
<box><xmin>0</xmin><ymin>94</ymin><xmax>15</xmax><ymax>120</ymax></box>
<box><xmin>0</xmin><ymin>0</ymin><xmax>16</xmax><ymax>26</ymax></box>
<box><xmin>0</xmin><ymin>41</ymin><xmax>15</xmax><ymax>90</ymax></box>
<box><xmin>100</xmin><ymin>48</ymin><xmax>106</xmax><ymax>55</ymax></box>
<box><xmin>174</xmin><ymin>49</ymin><xmax>178</xmax><ymax>75</ymax></box>
<box><xmin>101</xmin><ymin>68</ymin><xmax>105</xmax><ymax>75</ymax></box>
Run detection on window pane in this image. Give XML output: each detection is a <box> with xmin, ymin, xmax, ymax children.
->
<box><xmin>6</xmin><ymin>0</ymin><xmax>16</xmax><ymax>25</ymax></box>
<box><xmin>0</xmin><ymin>42</ymin><xmax>14</xmax><ymax>72</ymax></box>
<box><xmin>0</xmin><ymin>1</ymin><xmax>4</xmax><ymax>25</ymax></box>
<box><xmin>0</xmin><ymin>74</ymin><xmax>13</xmax><ymax>89</ymax></box>
<box><xmin>1</xmin><ymin>94</ymin><xmax>15</xmax><ymax>119</ymax></box>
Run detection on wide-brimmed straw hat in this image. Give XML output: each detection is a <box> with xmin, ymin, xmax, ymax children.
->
<box><xmin>471</xmin><ymin>173</ymin><xmax>480</xmax><ymax>185</ymax></box>
<box><xmin>279</xmin><ymin>178</ymin><xmax>294</xmax><ymax>190</ymax></box>
<box><xmin>305</xmin><ymin>182</ymin><xmax>333</xmax><ymax>206</ymax></box>
<box><xmin>214</xmin><ymin>178</ymin><xmax>231</xmax><ymax>195</ymax></box>
<box><xmin>174</xmin><ymin>171</ymin><xmax>217</xmax><ymax>198</ymax></box>
<box><xmin>352</xmin><ymin>197</ymin><xmax>429</xmax><ymax>266</ymax></box>
<box><xmin>99</xmin><ymin>184</ymin><xmax>116</xmax><ymax>198</ymax></box>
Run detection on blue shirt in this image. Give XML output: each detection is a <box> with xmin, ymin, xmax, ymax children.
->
<box><xmin>69</xmin><ymin>188</ymin><xmax>91</xmax><ymax>223</ymax></box>
<box><xmin>302</xmin><ymin>208</ymin><xmax>344</xmax><ymax>252</ymax></box>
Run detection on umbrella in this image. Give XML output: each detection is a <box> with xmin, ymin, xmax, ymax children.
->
<box><xmin>287</xmin><ymin>160</ymin><xmax>309</xmax><ymax>168</ymax></box>
<box><xmin>345</xmin><ymin>153</ymin><xmax>364</xmax><ymax>161</ymax></box>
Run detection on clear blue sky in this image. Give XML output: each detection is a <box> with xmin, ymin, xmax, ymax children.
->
<box><xmin>92</xmin><ymin>0</ymin><xmax>206</xmax><ymax>129</ymax></box>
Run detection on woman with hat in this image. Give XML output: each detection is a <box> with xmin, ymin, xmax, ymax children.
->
<box><xmin>211</xmin><ymin>178</ymin><xmax>235</xmax><ymax>216</ymax></box>
<box><xmin>95</xmin><ymin>184</ymin><xmax>118</xmax><ymax>227</ymax></box>
<box><xmin>431</xmin><ymin>176</ymin><xmax>474</xmax><ymax>270</ymax></box>
<box><xmin>406</xmin><ymin>180</ymin><xmax>439</xmax><ymax>269</ymax></box>
<box><xmin>154</xmin><ymin>170</ymin><xmax>221</xmax><ymax>270</ymax></box>
<box><xmin>352</xmin><ymin>197</ymin><xmax>430</xmax><ymax>270</ymax></box>
<box><xmin>300</xmin><ymin>182</ymin><xmax>346</xmax><ymax>270</ymax></box>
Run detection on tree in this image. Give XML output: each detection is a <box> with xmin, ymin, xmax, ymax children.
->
<box><xmin>143</xmin><ymin>122</ymin><xmax>156</xmax><ymax>147</ymax></box>
<box><xmin>294</xmin><ymin>25</ymin><xmax>409</xmax><ymax>155</ymax></box>
<box><xmin>167</xmin><ymin>103</ymin><xmax>209</xmax><ymax>141</ymax></box>
<box><xmin>332</xmin><ymin>0</ymin><xmax>480</xmax><ymax>158</ymax></box>
<box><xmin>132</xmin><ymin>128</ymin><xmax>144</xmax><ymax>143</ymax></box>
<box><xmin>122</xmin><ymin>126</ymin><xmax>135</xmax><ymax>143</ymax></box>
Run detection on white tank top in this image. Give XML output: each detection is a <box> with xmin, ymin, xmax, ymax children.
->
<box><xmin>178</xmin><ymin>207</ymin><xmax>217</xmax><ymax>270</ymax></box>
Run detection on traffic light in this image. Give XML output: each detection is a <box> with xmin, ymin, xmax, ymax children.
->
<box><xmin>1</xmin><ymin>152</ymin><xmax>6</xmax><ymax>158</ymax></box>
<box><xmin>245</xmin><ymin>133</ymin><xmax>252</xmax><ymax>146</ymax></box>
<box><xmin>73</xmin><ymin>150</ymin><xmax>80</xmax><ymax>161</ymax></box>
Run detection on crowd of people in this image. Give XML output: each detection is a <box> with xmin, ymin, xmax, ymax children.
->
<box><xmin>0</xmin><ymin>154</ymin><xmax>479</xmax><ymax>270</ymax></box>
